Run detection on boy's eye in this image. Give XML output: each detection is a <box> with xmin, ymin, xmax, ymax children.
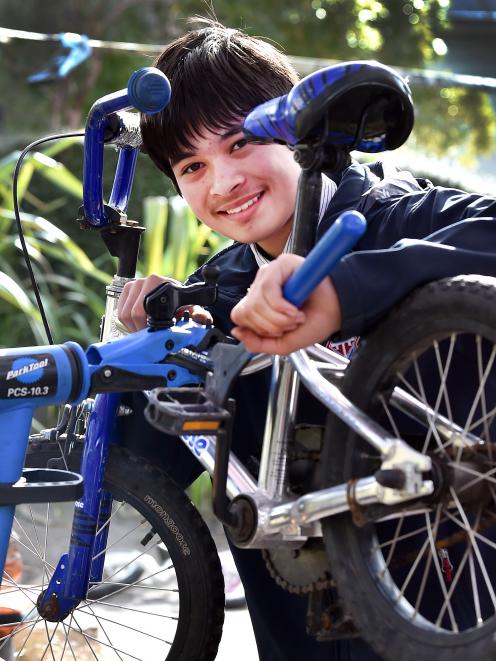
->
<box><xmin>182</xmin><ymin>162</ymin><xmax>203</xmax><ymax>175</ymax></box>
<box><xmin>232</xmin><ymin>138</ymin><xmax>248</xmax><ymax>152</ymax></box>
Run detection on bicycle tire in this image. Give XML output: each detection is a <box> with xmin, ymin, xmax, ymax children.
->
<box><xmin>321</xmin><ymin>275</ymin><xmax>496</xmax><ymax>661</ymax></box>
<box><xmin>2</xmin><ymin>446</ymin><xmax>224</xmax><ymax>661</ymax></box>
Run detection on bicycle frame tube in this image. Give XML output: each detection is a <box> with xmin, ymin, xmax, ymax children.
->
<box><xmin>83</xmin><ymin>88</ymin><xmax>136</xmax><ymax>226</ymax></box>
<box><xmin>0</xmin><ymin>407</ymin><xmax>33</xmax><ymax>572</ymax></box>
<box><xmin>258</xmin><ymin>357</ymin><xmax>300</xmax><ymax>498</ymax></box>
<box><xmin>108</xmin><ymin>148</ymin><xmax>139</xmax><ymax>214</ymax></box>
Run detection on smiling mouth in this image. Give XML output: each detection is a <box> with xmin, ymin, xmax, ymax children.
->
<box><xmin>220</xmin><ymin>192</ymin><xmax>264</xmax><ymax>216</ymax></box>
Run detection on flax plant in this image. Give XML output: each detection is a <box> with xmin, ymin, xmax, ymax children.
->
<box><xmin>142</xmin><ymin>195</ymin><xmax>230</xmax><ymax>281</ymax></box>
<box><xmin>0</xmin><ymin>139</ymin><xmax>110</xmax><ymax>347</ymax></box>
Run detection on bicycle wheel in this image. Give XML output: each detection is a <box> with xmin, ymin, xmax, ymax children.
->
<box><xmin>322</xmin><ymin>275</ymin><xmax>496</xmax><ymax>661</ymax></box>
<box><xmin>1</xmin><ymin>446</ymin><xmax>224</xmax><ymax>660</ymax></box>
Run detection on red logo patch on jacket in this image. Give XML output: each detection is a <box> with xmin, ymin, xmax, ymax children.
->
<box><xmin>325</xmin><ymin>336</ymin><xmax>360</xmax><ymax>359</ymax></box>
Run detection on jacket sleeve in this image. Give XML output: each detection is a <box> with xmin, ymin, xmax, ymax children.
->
<box><xmin>330</xmin><ymin>186</ymin><xmax>496</xmax><ymax>338</ymax></box>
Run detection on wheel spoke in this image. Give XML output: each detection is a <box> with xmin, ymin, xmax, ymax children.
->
<box><xmin>87</xmin><ymin>581</ymin><xmax>178</xmax><ymax>594</ymax></box>
<box><xmin>375</xmin><ymin>518</ymin><xmax>440</xmax><ymax>551</ymax></box>
<box><xmin>40</xmin><ymin>620</ymin><xmax>59</xmax><ymax>661</ymax></box>
<box><xmin>447</xmin><ymin>461</ymin><xmax>496</xmax><ymax>491</ymax></box>
<box><xmin>412</xmin><ymin>357</ymin><xmax>446</xmax><ymax>456</ymax></box>
<box><xmin>79</xmin><ymin>598</ymin><xmax>179</xmax><ymax>620</ymax></box>
<box><xmin>66</xmin><ymin>614</ymin><xmax>146</xmax><ymax>661</ymax></box>
<box><xmin>6</xmin><ymin>612</ymin><xmax>44</xmax><ymax>660</ymax></box>
<box><xmin>94</xmin><ymin>500</ymin><xmax>127</xmax><ymax>538</ymax></box>
<box><xmin>100</xmin><ymin>539</ymin><xmax>164</xmax><ymax>584</ymax></box>
<box><xmin>81</xmin><ymin>601</ymin><xmax>126</xmax><ymax>661</ymax></box>
<box><xmin>68</xmin><ymin>614</ymin><xmax>101</xmax><ymax>661</ymax></box>
<box><xmin>61</xmin><ymin>613</ymin><xmax>79</xmax><ymax>661</ymax></box>
<box><xmin>458</xmin><ymin>343</ymin><xmax>496</xmax><ymax>463</ymax></box>
<box><xmin>450</xmin><ymin>487</ymin><xmax>496</xmax><ymax>612</ymax></box>
<box><xmin>434</xmin><ymin>542</ymin><xmax>472</xmax><ymax>627</ymax></box>
<box><xmin>433</xmin><ymin>335</ymin><xmax>456</xmax><ymax>425</ymax></box>
<box><xmin>468</xmin><ymin>403</ymin><xmax>496</xmax><ymax>436</ymax></box>
<box><xmin>92</xmin><ymin>517</ymin><xmax>149</xmax><ymax>562</ymax></box>
<box><xmin>412</xmin><ymin>538</ymin><xmax>434</xmax><ymax>617</ymax></box>
<box><xmin>75</xmin><ymin>609</ymin><xmax>174</xmax><ymax>645</ymax></box>
<box><xmin>9</xmin><ymin>523</ymin><xmax>55</xmax><ymax>573</ymax></box>
<box><xmin>469</xmin><ymin>545</ymin><xmax>484</xmax><ymax>626</ymax></box>
<box><xmin>379</xmin><ymin>394</ymin><xmax>402</xmax><ymax>440</ymax></box>
<box><xmin>476</xmin><ymin>335</ymin><xmax>492</xmax><ymax>455</ymax></box>
<box><xmin>397</xmin><ymin>528</ymin><xmax>431</xmax><ymax>599</ymax></box>
<box><xmin>2</xmin><ymin>570</ymin><xmax>39</xmax><ymax>608</ymax></box>
<box><xmin>442</xmin><ymin>508</ymin><xmax>496</xmax><ymax>553</ymax></box>
<box><xmin>382</xmin><ymin>514</ymin><xmax>406</xmax><ymax>570</ymax></box>
<box><xmin>425</xmin><ymin>507</ymin><xmax>458</xmax><ymax>631</ymax></box>
<box><xmin>43</xmin><ymin>503</ymin><xmax>51</xmax><ymax>591</ymax></box>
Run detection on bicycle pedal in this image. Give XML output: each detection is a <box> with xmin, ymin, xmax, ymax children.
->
<box><xmin>145</xmin><ymin>387</ymin><xmax>231</xmax><ymax>436</ymax></box>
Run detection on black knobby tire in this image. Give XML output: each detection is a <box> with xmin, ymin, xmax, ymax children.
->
<box><xmin>5</xmin><ymin>445</ymin><xmax>224</xmax><ymax>661</ymax></box>
<box><xmin>321</xmin><ymin>276</ymin><xmax>496</xmax><ymax>661</ymax></box>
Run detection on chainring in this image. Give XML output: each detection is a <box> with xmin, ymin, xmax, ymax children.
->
<box><xmin>262</xmin><ymin>538</ymin><xmax>334</xmax><ymax>594</ymax></box>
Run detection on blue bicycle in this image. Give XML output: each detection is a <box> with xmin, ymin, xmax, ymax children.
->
<box><xmin>1</xmin><ymin>61</ymin><xmax>496</xmax><ymax>661</ymax></box>
<box><xmin>0</xmin><ymin>68</ymin><xmax>227</xmax><ymax>661</ymax></box>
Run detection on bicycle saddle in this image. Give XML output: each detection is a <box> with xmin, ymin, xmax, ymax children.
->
<box><xmin>243</xmin><ymin>61</ymin><xmax>414</xmax><ymax>153</ymax></box>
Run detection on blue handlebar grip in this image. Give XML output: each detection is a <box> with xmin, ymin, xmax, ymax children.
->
<box><xmin>282</xmin><ymin>210</ymin><xmax>366</xmax><ymax>308</ymax></box>
<box><xmin>127</xmin><ymin>67</ymin><xmax>171</xmax><ymax>114</ymax></box>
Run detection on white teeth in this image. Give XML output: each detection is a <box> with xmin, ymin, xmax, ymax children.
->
<box><xmin>225</xmin><ymin>193</ymin><xmax>261</xmax><ymax>215</ymax></box>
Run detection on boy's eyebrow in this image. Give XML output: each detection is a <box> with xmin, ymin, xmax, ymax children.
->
<box><xmin>170</xmin><ymin>125</ymin><xmax>245</xmax><ymax>167</ymax></box>
<box><xmin>220</xmin><ymin>124</ymin><xmax>244</xmax><ymax>139</ymax></box>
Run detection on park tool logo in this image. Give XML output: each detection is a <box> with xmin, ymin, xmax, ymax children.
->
<box><xmin>6</xmin><ymin>357</ymin><xmax>49</xmax><ymax>383</ymax></box>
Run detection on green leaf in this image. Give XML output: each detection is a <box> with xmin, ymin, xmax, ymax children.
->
<box><xmin>143</xmin><ymin>196</ymin><xmax>168</xmax><ymax>275</ymax></box>
<box><xmin>31</xmin><ymin>153</ymin><xmax>83</xmax><ymax>198</ymax></box>
<box><xmin>9</xmin><ymin>160</ymin><xmax>35</xmax><ymax>210</ymax></box>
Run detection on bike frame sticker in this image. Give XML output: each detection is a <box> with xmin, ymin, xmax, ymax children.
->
<box><xmin>0</xmin><ymin>353</ymin><xmax>58</xmax><ymax>399</ymax></box>
<box><xmin>182</xmin><ymin>434</ymin><xmax>210</xmax><ymax>457</ymax></box>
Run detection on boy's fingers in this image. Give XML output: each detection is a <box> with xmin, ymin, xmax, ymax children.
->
<box><xmin>176</xmin><ymin>305</ymin><xmax>213</xmax><ymax>324</ymax></box>
<box><xmin>233</xmin><ymin>300</ymin><xmax>302</xmax><ymax>337</ymax></box>
<box><xmin>118</xmin><ymin>275</ymin><xmax>179</xmax><ymax>332</ymax></box>
<box><xmin>232</xmin><ymin>328</ymin><xmax>294</xmax><ymax>355</ymax></box>
<box><xmin>232</xmin><ymin>286</ymin><xmax>304</xmax><ymax>329</ymax></box>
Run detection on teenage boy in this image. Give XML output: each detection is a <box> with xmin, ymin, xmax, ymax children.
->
<box><xmin>118</xmin><ymin>20</ymin><xmax>496</xmax><ymax>661</ymax></box>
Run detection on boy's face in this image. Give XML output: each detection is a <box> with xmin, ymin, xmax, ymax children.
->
<box><xmin>171</xmin><ymin>124</ymin><xmax>301</xmax><ymax>256</ymax></box>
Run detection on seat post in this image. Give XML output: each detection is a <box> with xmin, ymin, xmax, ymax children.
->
<box><xmin>290</xmin><ymin>167</ymin><xmax>322</xmax><ymax>257</ymax></box>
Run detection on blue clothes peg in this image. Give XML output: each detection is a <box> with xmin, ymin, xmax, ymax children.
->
<box><xmin>27</xmin><ymin>32</ymin><xmax>92</xmax><ymax>83</ymax></box>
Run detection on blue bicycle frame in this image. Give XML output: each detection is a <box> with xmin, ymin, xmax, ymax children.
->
<box><xmin>0</xmin><ymin>67</ymin><xmax>365</xmax><ymax>622</ymax></box>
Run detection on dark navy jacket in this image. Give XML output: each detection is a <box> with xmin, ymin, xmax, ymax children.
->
<box><xmin>186</xmin><ymin>161</ymin><xmax>496</xmax><ymax>340</ymax></box>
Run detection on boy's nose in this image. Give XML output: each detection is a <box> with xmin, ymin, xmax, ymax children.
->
<box><xmin>210</xmin><ymin>162</ymin><xmax>245</xmax><ymax>197</ymax></box>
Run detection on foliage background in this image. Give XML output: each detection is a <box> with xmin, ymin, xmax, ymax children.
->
<box><xmin>0</xmin><ymin>0</ymin><xmax>495</xmax><ymax>348</ymax></box>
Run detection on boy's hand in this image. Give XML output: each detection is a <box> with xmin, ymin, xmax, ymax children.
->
<box><xmin>230</xmin><ymin>254</ymin><xmax>342</xmax><ymax>355</ymax></box>
<box><xmin>118</xmin><ymin>275</ymin><xmax>213</xmax><ymax>332</ymax></box>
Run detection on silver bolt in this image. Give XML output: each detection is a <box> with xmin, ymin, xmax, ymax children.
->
<box><xmin>103</xmin><ymin>369</ymin><xmax>112</xmax><ymax>378</ymax></box>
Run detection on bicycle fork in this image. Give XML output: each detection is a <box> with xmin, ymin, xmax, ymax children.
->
<box><xmin>37</xmin><ymin>392</ymin><xmax>120</xmax><ymax>621</ymax></box>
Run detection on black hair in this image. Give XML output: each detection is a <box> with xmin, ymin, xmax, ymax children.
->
<box><xmin>141</xmin><ymin>20</ymin><xmax>299</xmax><ymax>189</ymax></box>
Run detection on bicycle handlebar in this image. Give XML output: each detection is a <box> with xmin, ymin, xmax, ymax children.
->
<box><xmin>82</xmin><ymin>67</ymin><xmax>170</xmax><ymax>227</ymax></box>
<box><xmin>283</xmin><ymin>210</ymin><xmax>367</xmax><ymax>307</ymax></box>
